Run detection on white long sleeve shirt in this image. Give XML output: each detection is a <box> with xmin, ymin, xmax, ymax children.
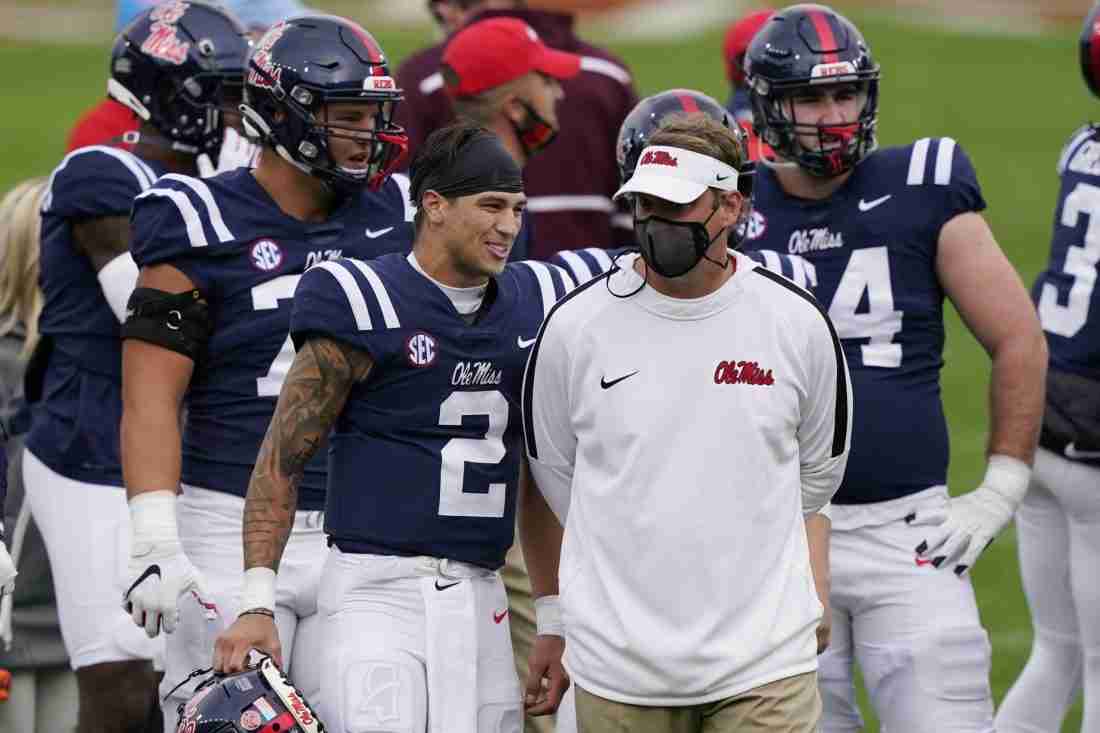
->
<box><xmin>522</xmin><ymin>252</ymin><xmax>852</xmax><ymax>705</ymax></box>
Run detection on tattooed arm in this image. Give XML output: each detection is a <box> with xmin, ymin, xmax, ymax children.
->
<box><xmin>213</xmin><ymin>335</ymin><xmax>372</xmax><ymax>672</ymax></box>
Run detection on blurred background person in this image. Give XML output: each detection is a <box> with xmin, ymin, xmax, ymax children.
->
<box><xmin>721</xmin><ymin>7</ymin><xmax>773</xmax><ymax>162</ymax></box>
<box><xmin>996</xmin><ymin>5</ymin><xmax>1100</xmax><ymax>732</ymax></box>
<box><xmin>0</xmin><ymin>178</ymin><xmax>79</xmax><ymax>733</ymax></box>
<box><xmin>397</xmin><ymin>0</ymin><xmax>638</xmax><ymax>257</ymax></box>
<box><xmin>441</xmin><ymin>16</ymin><xmax>583</xmax><ymax>261</ymax></box>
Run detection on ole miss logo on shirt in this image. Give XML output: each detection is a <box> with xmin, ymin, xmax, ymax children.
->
<box><xmin>714</xmin><ymin>359</ymin><xmax>774</xmax><ymax>386</ymax></box>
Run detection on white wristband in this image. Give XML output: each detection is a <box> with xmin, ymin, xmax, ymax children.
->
<box><xmin>534</xmin><ymin>594</ymin><xmax>563</xmax><ymax>637</ymax></box>
<box><xmin>128</xmin><ymin>490</ymin><xmax>179</xmax><ymax>548</ymax></box>
<box><xmin>97</xmin><ymin>251</ymin><xmax>139</xmax><ymax>323</ymax></box>
<box><xmin>981</xmin><ymin>454</ymin><xmax>1031</xmax><ymax>506</ymax></box>
<box><xmin>241</xmin><ymin>567</ymin><xmax>277</xmax><ymax>612</ymax></box>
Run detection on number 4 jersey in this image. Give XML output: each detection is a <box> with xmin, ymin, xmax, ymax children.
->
<box><xmin>289</xmin><ymin>253</ymin><xmax>572</xmax><ymax>569</ymax></box>
<box><xmin>130</xmin><ymin>168</ymin><xmax>413</xmax><ymax>510</ymax></box>
<box><xmin>743</xmin><ymin>138</ymin><xmax>986</xmax><ymax>504</ymax></box>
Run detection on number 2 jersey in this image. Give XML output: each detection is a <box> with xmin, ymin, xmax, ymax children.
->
<box><xmin>743</xmin><ymin>138</ymin><xmax>986</xmax><ymax>504</ymax></box>
<box><xmin>1032</xmin><ymin>124</ymin><xmax>1100</xmax><ymax>462</ymax></box>
<box><xmin>289</xmin><ymin>253</ymin><xmax>572</xmax><ymax>569</ymax></box>
<box><xmin>28</xmin><ymin>146</ymin><xmax>163</xmax><ymax>486</ymax></box>
<box><xmin>130</xmin><ymin>169</ymin><xmax>413</xmax><ymax>510</ymax></box>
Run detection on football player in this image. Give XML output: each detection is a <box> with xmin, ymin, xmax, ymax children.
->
<box><xmin>211</xmin><ymin>120</ymin><xmax>572</xmax><ymax>733</ymax></box>
<box><xmin>740</xmin><ymin>5</ymin><xmax>1046</xmax><ymax>731</ymax></box>
<box><xmin>24</xmin><ymin>3</ymin><xmax>249</xmax><ymax>730</ymax></box>
<box><xmin>996</xmin><ymin>6</ymin><xmax>1100</xmax><ymax>731</ymax></box>
<box><xmin>119</xmin><ymin>15</ymin><xmax>412</xmax><ymax>728</ymax></box>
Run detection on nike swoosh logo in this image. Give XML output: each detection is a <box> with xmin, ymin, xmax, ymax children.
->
<box><xmin>858</xmin><ymin>194</ymin><xmax>892</xmax><ymax>212</ymax></box>
<box><xmin>601</xmin><ymin>370</ymin><xmax>639</xmax><ymax>390</ymax></box>
<box><xmin>517</xmin><ymin>336</ymin><xmax>537</xmax><ymax>349</ymax></box>
<box><xmin>493</xmin><ymin>609</ymin><xmax>508</xmax><ymax>624</ymax></box>
<box><xmin>1065</xmin><ymin>442</ymin><xmax>1100</xmax><ymax>459</ymax></box>
<box><xmin>435</xmin><ymin>579</ymin><xmax>461</xmax><ymax>591</ymax></box>
<box><xmin>365</xmin><ymin>226</ymin><xmax>395</xmax><ymax>239</ymax></box>
<box><xmin>716</xmin><ymin>175</ymin><xmax>730</xmax><ymax>182</ymax></box>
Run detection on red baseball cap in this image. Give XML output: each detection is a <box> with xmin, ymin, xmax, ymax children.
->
<box><xmin>723</xmin><ymin>9</ymin><xmax>775</xmax><ymax>85</ymax></box>
<box><xmin>443</xmin><ymin>18</ymin><xmax>582</xmax><ymax>98</ymax></box>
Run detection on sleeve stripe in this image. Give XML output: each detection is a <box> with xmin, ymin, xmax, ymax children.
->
<box><xmin>760</xmin><ymin>249</ymin><xmax>782</xmax><ymax>275</ymax></box>
<box><xmin>135</xmin><ymin>188</ymin><xmax>210</xmax><ymax>248</ymax></box>
<box><xmin>933</xmin><ymin>138</ymin><xmax>956</xmax><ymax>186</ymax></box>
<box><xmin>589</xmin><ymin>248</ymin><xmax>614</xmax><ymax>274</ymax></box>
<box><xmin>579</xmin><ymin>56</ymin><xmax>633</xmax><ymax>86</ymax></box>
<box><xmin>347</xmin><ymin>259</ymin><xmax>401</xmax><ymax>329</ymax></box>
<box><xmin>159</xmin><ymin>174</ymin><xmax>234</xmax><ymax>243</ymax></box>
<box><xmin>523</xmin><ymin>271</ymin><xmax>611</xmax><ymax>460</ymax></box>
<box><xmin>43</xmin><ymin>145</ymin><xmax>154</xmax><ymax>212</ymax></box>
<box><xmin>526</xmin><ymin>195</ymin><xmax>615</xmax><ymax>214</ymax></box>
<box><xmin>557</xmin><ymin>250</ymin><xmax>593</xmax><ymax>286</ymax></box>
<box><xmin>419</xmin><ymin>71</ymin><xmax>444</xmax><ymax>95</ymax></box>
<box><xmin>751</xmin><ymin>266</ymin><xmax>849</xmax><ymax>457</ymax></box>
<box><xmin>906</xmin><ymin>138</ymin><xmax>931</xmax><ymax>185</ymax></box>
<box><xmin>546</xmin><ymin>263</ymin><xmax>576</xmax><ymax>296</ymax></box>
<box><xmin>1057</xmin><ymin>126</ymin><xmax>1096</xmax><ymax>174</ymax></box>
<box><xmin>313</xmin><ymin>261</ymin><xmax>373</xmax><ymax>330</ymax></box>
<box><xmin>518</xmin><ymin>261</ymin><xmax>558</xmax><ymax>319</ymax></box>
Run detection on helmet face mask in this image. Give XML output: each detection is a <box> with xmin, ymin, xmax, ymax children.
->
<box><xmin>109</xmin><ymin>0</ymin><xmax>250</xmax><ymax>154</ymax></box>
<box><xmin>241</xmin><ymin>17</ymin><xmax>409</xmax><ymax>194</ymax></box>
<box><xmin>745</xmin><ymin>4</ymin><xmax>881</xmax><ymax>178</ymax></box>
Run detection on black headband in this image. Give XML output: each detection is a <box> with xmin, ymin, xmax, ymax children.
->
<box><xmin>420</xmin><ymin>131</ymin><xmax>524</xmax><ymax>200</ymax></box>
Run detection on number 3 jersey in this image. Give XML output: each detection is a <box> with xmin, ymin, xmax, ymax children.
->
<box><xmin>1032</xmin><ymin>125</ymin><xmax>1100</xmax><ymax>462</ymax></box>
<box><xmin>130</xmin><ymin>169</ymin><xmax>413</xmax><ymax>510</ymax></box>
<box><xmin>289</xmin><ymin>253</ymin><xmax>572</xmax><ymax>569</ymax></box>
<box><xmin>743</xmin><ymin>138</ymin><xmax>986</xmax><ymax>504</ymax></box>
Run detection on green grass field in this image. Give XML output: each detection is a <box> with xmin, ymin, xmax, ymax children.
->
<box><xmin>0</xmin><ymin>8</ymin><xmax>1090</xmax><ymax>730</ymax></box>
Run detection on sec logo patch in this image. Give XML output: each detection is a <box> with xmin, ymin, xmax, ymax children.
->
<box><xmin>744</xmin><ymin>211</ymin><xmax>767</xmax><ymax>241</ymax></box>
<box><xmin>250</xmin><ymin>239</ymin><xmax>284</xmax><ymax>272</ymax></box>
<box><xmin>407</xmin><ymin>332</ymin><xmax>437</xmax><ymax>367</ymax></box>
<box><xmin>239</xmin><ymin>709</ymin><xmax>263</xmax><ymax>731</ymax></box>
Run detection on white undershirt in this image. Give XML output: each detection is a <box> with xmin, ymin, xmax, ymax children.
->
<box><xmin>407</xmin><ymin>252</ymin><xmax>486</xmax><ymax>319</ymax></box>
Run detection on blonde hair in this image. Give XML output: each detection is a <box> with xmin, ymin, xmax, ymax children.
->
<box><xmin>0</xmin><ymin>178</ymin><xmax>46</xmax><ymax>359</ymax></box>
<box><xmin>648</xmin><ymin>113</ymin><xmax>746</xmax><ymax>171</ymax></box>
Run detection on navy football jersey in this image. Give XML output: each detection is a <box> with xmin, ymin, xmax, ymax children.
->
<box><xmin>1034</xmin><ymin>124</ymin><xmax>1100</xmax><ymax>379</ymax></box>
<box><xmin>290</xmin><ymin>253</ymin><xmax>572</xmax><ymax>568</ymax></box>
<box><xmin>27</xmin><ymin>146</ymin><xmax>162</xmax><ymax>486</ymax></box>
<box><xmin>130</xmin><ymin>169</ymin><xmax>412</xmax><ymax>510</ymax></box>
<box><xmin>744</xmin><ymin>138</ymin><xmax>986</xmax><ymax>504</ymax></box>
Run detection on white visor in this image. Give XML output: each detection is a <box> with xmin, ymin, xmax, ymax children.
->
<box><xmin>614</xmin><ymin>145</ymin><xmax>740</xmax><ymax>204</ymax></box>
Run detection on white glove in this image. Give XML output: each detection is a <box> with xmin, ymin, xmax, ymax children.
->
<box><xmin>122</xmin><ymin>491</ymin><xmax>217</xmax><ymax>638</ymax></box>
<box><xmin>906</xmin><ymin>455</ymin><xmax>1030</xmax><ymax>576</ymax></box>
<box><xmin>0</xmin><ymin>530</ymin><xmax>15</xmax><ymax>598</ymax></box>
<box><xmin>196</xmin><ymin>127</ymin><xmax>258</xmax><ymax>178</ymax></box>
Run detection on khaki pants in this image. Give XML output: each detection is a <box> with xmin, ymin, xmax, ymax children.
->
<box><xmin>502</xmin><ymin>542</ymin><xmax>555</xmax><ymax>733</ymax></box>
<box><xmin>575</xmin><ymin>671</ymin><xmax>821</xmax><ymax>733</ymax></box>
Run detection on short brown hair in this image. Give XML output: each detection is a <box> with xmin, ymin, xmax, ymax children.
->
<box><xmin>647</xmin><ymin>113</ymin><xmax>746</xmax><ymax>172</ymax></box>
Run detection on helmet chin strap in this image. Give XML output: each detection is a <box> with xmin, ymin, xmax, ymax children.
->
<box><xmin>115</xmin><ymin>130</ymin><xmax>200</xmax><ymax>155</ymax></box>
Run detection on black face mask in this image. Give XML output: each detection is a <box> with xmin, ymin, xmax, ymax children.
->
<box><xmin>634</xmin><ymin>202</ymin><xmax>725</xmax><ymax>278</ymax></box>
<box><xmin>511</xmin><ymin>99</ymin><xmax>559</xmax><ymax>158</ymax></box>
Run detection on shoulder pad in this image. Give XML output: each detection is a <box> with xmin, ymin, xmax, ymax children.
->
<box><xmin>509</xmin><ymin>260</ymin><xmax>575</xmax><ymax>319</ymax></box>
<box><xmin>130</xmin><ymin>174</ymin><xmax>237</xmax><ymax>267</ymax></box>
<box><xmin>1058</xmin><ymin>124</ymin><xmax>1100</xmax><ymax>177</ymax></box>
<box><xmin>42</xmin><ymin>146</ymin><xmax>158</xmax><ymax>217</ymax></box>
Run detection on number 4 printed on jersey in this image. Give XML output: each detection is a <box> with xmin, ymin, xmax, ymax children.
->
<box><xmin>251</xmin><ymin>274</ymin><xmax>301</xmax><ymax>396</ymax></box>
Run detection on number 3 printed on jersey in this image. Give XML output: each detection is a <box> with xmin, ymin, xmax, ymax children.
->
<box><xmin>251</xmin><ymin>274</ymin><xmax>300</xmax><ymax>396</ymax></box>
<box><xmin>1038</xmin><ymin>181</ymin><xmax>1100</xmax><ymax>337</ymax></box>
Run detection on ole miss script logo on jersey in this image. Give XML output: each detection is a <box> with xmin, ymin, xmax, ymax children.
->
<box><xmin>714</xmin><ymin>359</ymin><xmax>774</xmax><ymax>386</ymax></box>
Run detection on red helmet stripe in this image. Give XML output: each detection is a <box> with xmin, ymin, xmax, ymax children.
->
<box><xmin>677</xmin><ymin>94</ymin><xmax>700</xmax><ymax>113</ymax></box>
<box><xmin>1091</xmin><ymin>18</ymin><xmax>1100</xmax><ymax>87</ymax></box>
<box><xmin>809</xmin><ymin>11</ymin><xmax>840</xmax><ymax>64</ymax></box>
<box><xmin>341</xmin><ymin>16</ymin><xmax>384</xmax><ymax>64</ymax></box>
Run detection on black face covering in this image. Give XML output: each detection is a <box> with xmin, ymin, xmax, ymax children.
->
<box><xmin>634</xmin><ymin>202</ymin><xmax>725</xmax><ymax>278</ymax></box>
<box><xmin>511</xmin><ymin>99</ymin><xmax>559</xmax><ymax>158</ymax></box>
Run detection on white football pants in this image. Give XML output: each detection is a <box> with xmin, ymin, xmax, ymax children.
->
<box><xmin>818</xmin><ymin>487</ymin><xmax>995</xmax><ymax>733</ymax></box>
<box><xmin>996</xmin><ymin>447</ymin><xmax>1100</xmax><ymax>732</ymax></box>
<box><xmin>159</xmin><ymin>485</ymin><xmax>327</xmax><ymax>731</ymax></box>
<box><xmin>315</xmin><ymin>547</ymin><xmax>523</xmax><ymax>733</ymax></box>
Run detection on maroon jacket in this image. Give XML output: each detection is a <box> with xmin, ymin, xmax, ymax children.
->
<box><xmin>395</xmin><ymin>9</ymin><xmax>638</xmax><ymax>259</ymax></box>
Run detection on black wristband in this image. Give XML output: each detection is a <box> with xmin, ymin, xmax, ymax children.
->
<box><xmin>238</xmin><ymin>607</ymin><xmax>275</xmax><ymax>619</ymax></box>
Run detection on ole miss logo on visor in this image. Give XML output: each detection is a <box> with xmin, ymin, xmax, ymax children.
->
<box><xmin>640</xmin><ymin>149</ymin><xmax>679</xmax><ymax>168</ymax></box>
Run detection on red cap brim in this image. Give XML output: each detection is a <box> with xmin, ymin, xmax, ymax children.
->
<box><xmin>533</xmin><ymin>46</ymin><xmax>582</xmax><ymax>80</ymax></box>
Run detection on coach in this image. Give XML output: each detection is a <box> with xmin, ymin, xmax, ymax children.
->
<box><xmin>520</xmin><ymin>113</ymin><xmax>852</xmax><ymax>732</ymax></box>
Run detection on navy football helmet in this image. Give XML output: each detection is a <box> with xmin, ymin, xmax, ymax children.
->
<box><xmin>744</xmin><ymin>3</ymin><xmax>880</xmax><ymax>177</ymax></box>
<box><xmin>1081</xmin><ymin>3</ymin><xmax>1100</xmax><ymax>98</ymax></box>
<box><xmin>108</xmin><ymin>0</ymin><xmax>250</xmax><ymax>155</ymax></box>
<box><xmin>240</xmin><ymin>15</ymin><xmax>408</xmax><ymax>193</ymax></box>
<box><xmin>173</xmin><ymin>653</ymin><xmax>323</xmax><ymax>733</ymax></box>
